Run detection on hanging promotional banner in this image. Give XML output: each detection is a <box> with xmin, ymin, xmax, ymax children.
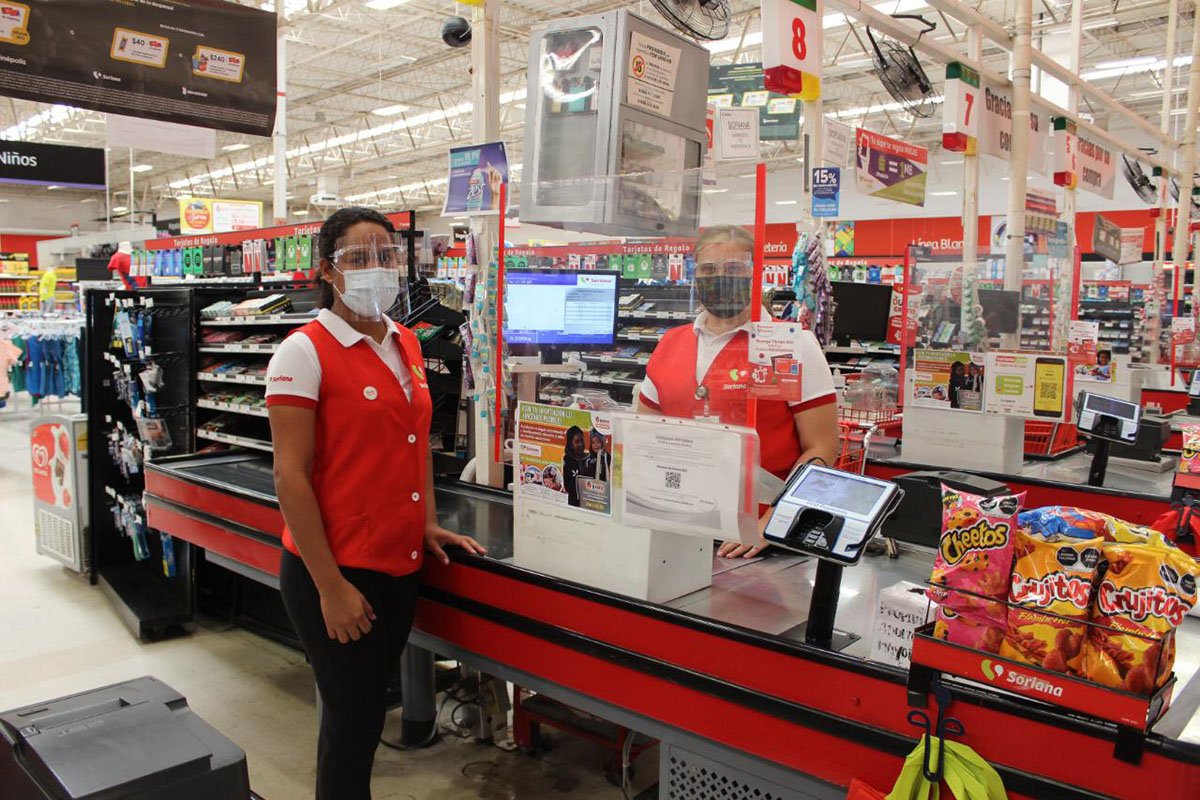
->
<box><xmin>978</xmin><ymin>82</ymin><xmax>1048</xmax><ymax>174</ymax></box>
<box><xmin>1077</xmin><ymin>134</ymin><xmax>1116</xmax><ymax>199</ymax></box>
<box><xmin>442</xmin><ymin>141</ymin><xmax>509</xmax><ymax>217</ymax></box>
<box><xmin>855</xmin><ymin>128</ymin><xmax>928</xmax><ymax>207</ymax></box>
<box><xmin>178</xmin><ymin>197</ymin><xmax>263</xmax><ymax>235</ymax></box>
<box><xmin>707</xmin><ymin>63</ymin><xmax>801</xmax><ymax>141</ymax></box>
<box><xmin>106</xmin><ymin>114</ymin><xmax>216</xmax><ymax>160</ymax></box>
<box><xmin>1092</xmin><ymin>214</ymin><xmax>1122</xmax><ymax>263</ymax></box>
<box><xmin>1172</xmin><ymin>317</ymin><xmax>1196</xmax><ymax>346</ymax></box>
<box><xmin>0</xmin><ymin>1</ymin><xmax>276</xmax><ymax>137</ymax></box>
<box><xmin>1119</xmin><ymin>228</ymin><xmax>1144</xmax><ymax>265</ymax></box>
<box><xmin>942</xmin><ymin>63</ymin><xmax>980</xmax><ymax>155</ymax></box>
<box><xmin>713</xmin><ymin>106</ymin><xmax>760</xmax><ymax>161</ymax></box>
<box><xmin>761</xmin><ymin>0</ymin><xmax>823</xmax><ymax>101</ymax></box>
<box><xmin>1053</xmin><ymin>117</ymin><xmax>1079</xmax><ymax>189</ymax></box>
<box><xmin>0</xmin><ymin>139</ymin><xmax>104</xmax><ymax>189</ymax></box>
<box><xmin>823</xmin><ymin>117</ymin><xmax>854</xmax><ymax>168</ymax></box>
<box><xmin>812</xmin><ymin>166</ymin><xmax>840</xmax><ymax>217</ymax></box>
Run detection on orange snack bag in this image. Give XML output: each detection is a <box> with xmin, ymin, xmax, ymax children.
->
<box><xmin>1083</xmin><ymin>542</ymin><xmax>1200</xmax><ymax>693</ymax></box>
<box><xmin>1000</xmin><ymin>530</ymin><xmax>1103</xmax><ymax>674</ymax></box>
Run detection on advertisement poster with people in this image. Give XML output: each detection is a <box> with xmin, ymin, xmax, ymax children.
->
<box><xmin>911</xmin><ymin>349</ymin><xmax>986</xmax><ymax>411</ymax></box>
<box><xmin>516</xmin><ymin>402</ymin><xmax>612</xmax><ymax>515</ymax></box>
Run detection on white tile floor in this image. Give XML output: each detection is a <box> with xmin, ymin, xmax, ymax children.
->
<box><xmin>0</xmin><ymin>405</ymin><xmax>641</xmax><ymax>799</ymax></box>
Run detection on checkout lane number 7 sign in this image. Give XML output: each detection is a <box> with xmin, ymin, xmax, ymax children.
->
<box><xmin>943</xmin><ymin>62</ymin><xmax>980</xmax><ymax>156</ymax></box>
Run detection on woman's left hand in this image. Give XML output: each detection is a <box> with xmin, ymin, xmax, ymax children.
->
<box><xmin>424</xmin><ymin>524</ymin><xmax>488</xmax><ymax>565</ymax></box>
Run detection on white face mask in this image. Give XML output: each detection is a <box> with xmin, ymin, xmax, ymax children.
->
<box><xmin>335</xmin><ymin>267</ymin><xmax>400</xmax><ymax>319</ymax></box>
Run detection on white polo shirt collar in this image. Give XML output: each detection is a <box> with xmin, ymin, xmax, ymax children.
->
<box><xmin>317</xmin><ymin>308</ymin><xmax>400</xmax><ymax>348</ymax></box>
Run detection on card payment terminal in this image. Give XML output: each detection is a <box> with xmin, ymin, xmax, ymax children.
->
<box><xmin>764</xmin><ymin>464</ymin><xmax>904</xmax><ymax>563</ymax></box>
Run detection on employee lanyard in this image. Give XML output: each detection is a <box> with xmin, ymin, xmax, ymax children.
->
<box><xmin>694</xmin><ymin>384</ymin><xmax>717</xmax><ymax>422</ymax></box>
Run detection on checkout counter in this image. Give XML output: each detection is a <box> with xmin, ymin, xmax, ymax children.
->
<box><xmin>142</xmin><ymin>451</ymin><xmax>1200</xmax><ymax>800</ymax></box>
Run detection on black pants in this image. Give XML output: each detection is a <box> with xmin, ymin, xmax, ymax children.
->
<box><xmin>279</xmin><ymin>549</ymin><xmax>422</xmax><ymax>800</ymax></box>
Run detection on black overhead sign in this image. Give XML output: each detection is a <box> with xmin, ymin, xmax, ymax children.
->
<box><xmin>0</xmin><ymin>139</ymin><xmax>106</xmax><ymax>190</ymax></box>
<box><xmin>0</xmin><ymin>0</ymin><xmax>277</xmax><ymax>137</ymax></box>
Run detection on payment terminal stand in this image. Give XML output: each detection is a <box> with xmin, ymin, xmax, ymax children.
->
<box><xmin>763</xmin><ymin>465</ymin><xmax>904</xmax><ymax>651</ymax></box>
<box><xmin>1076</xmin><ymin>391</ymin><xmax>1142</xmax><ymax>487</ymax></box>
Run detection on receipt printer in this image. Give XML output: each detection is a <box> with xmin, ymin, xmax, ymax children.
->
<box><xmin>0</xmin><ymin>676</ymin><xmax>249</xmax><ymax>800</ymax></box>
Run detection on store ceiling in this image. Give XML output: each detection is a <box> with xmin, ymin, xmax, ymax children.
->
<box><xmin>0</xmin><ymin>0</ymin><xmax>1191</xmax><ymax>223</ymax></box>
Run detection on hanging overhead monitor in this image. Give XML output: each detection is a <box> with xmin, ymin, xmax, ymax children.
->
<box><xmin>0</xmin><ymin>0</ymin><xmax>276</xmax><ymax>137</ymax></box>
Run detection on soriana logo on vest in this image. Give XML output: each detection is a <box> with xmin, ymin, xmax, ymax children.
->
<box><xmin>30</xmin><ymin>422</ymin><xmax>72</xmax><ymax>509</ymax></box>
<box><xmin>410</xmin><ymin>363</ymin><xmax>428</xmax><ymax>388</ymax></box>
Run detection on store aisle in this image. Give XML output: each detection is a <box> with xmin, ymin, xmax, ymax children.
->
<box><xmin>0</xmin><ymin>410</ymin><xmax>635</xmax><ymax>799</ymax></box>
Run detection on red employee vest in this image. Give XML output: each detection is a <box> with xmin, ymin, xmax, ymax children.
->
<box><xmin>646</xmin><ymin>325</ymin><xmax>803</xmax><ymax>480</ymax></box>
<box><xmin>281</xmin><ymin>320</ymin><xmax>433</xmax><ymax>576</ymax></box>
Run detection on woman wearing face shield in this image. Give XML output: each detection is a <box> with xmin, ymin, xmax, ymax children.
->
<box><xmin>638</xmin><ymin>225</ymin><xmax>839</xmax><ymax>558</ymax></box>
<box><xmin>265</xmin><ymin>207</ymin><xmax>486</xmax><ymax>799</ymax></box>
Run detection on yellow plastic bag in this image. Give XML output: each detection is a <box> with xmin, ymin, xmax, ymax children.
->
<box><xmin>884</xmin><ymin>739</ymin><xmax>1007</xmax><ymax>800</ymax></box>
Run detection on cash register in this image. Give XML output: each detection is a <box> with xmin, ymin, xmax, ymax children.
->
<box><xmin>0</xmin><ymin>677</ymin><xmax>249</xmax><ymax>800</ymax></box>
<box><xmin>764</xmin><ymin>464</ymin><xmax>903</xmax><ymax>650</ymax></box>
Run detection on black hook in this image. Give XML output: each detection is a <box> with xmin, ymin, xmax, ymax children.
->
<box><xmin>907</xmin><ymin>677</ymin><xmax>965</xmax><ymax>782</ymax></box>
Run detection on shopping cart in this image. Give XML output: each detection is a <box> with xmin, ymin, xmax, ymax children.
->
<box><xmin>1023</xmin><ymin>420</ymin><xmax>1080</xmax><ymax>458</ymax></box>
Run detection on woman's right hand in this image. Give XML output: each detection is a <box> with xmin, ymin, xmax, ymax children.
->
<box><xmin>319</xmin><ymin>578</ymin><xmax>376</xmax><ymax>644</ymax></box>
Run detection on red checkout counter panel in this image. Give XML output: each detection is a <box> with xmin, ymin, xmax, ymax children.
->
<box><xmin>144</xmin><ymin>453</ymin><xmax>1200</xmax><ymax>799</ymax></box>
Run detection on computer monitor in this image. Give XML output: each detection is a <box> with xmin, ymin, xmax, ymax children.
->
<box><xmin>977</xmin><ymin>289</ymin><xmax>1021</xmax><ymax>334</ymax></box>
<box><xmin>504</xmin><ymin>269</ymin><xmax>620</xmax><ymax>359</ymax></box>
<box><xmin>830</xmin><ymin>282</ymin><xmax>892</xmax><ymax>346</ymax></box>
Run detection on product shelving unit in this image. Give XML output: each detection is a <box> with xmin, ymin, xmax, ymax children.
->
<box><xmin>86</xmin><ymin>287</ymin><xmax>198</xmax><ymax>639</ymax></box>
<box><xmin>0</xmin><ymin>269</ymin><xmax>79</xmax><ymax>311</ymax></box>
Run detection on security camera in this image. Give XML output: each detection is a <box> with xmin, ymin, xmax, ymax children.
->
<box><xmin>441</xmin><ymin>16</ymin><xmax>471</xmax><ymax>48</ymax></box>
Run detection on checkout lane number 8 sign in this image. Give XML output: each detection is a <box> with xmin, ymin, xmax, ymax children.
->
<box><xmin>762</xmin><ymin>0</ymin><xmax>822</xmax><ymax>101</ymax></box>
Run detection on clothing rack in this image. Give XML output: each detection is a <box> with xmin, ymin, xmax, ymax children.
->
<box><xmin>0</xmin><ymin>312</ymin><xmax>85</xmax><ymax>413</ymax></box>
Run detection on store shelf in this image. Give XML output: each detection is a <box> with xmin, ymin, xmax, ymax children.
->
<box><xmin>197</xmin><ymin>398</ymin><xmax>269</xmax><ymax>418</ymax></box>
<box><xmin>579</xmin><ymin>374</ymin><xmax>641</xmax><ymax>388</ymax></box>
<box><xmin>618</xmin><ymin>308</ymin><xmax>692</xmax><ymax>320</ymax></box>
<box><xmin>200</xmin><ymin>313</ymin><xmax>312</xmax><ymax>327</ymax></box>
<box><xmin>197</xmin><ymin>429</ymin><xmax>274</xmax><ymax>452</ymax></box>
<box><xmin>616</xmin><ymin>331</ymin><xmax>664</xmax><ymax>342</ymax></box>
<box><xmin>197</xmin><ymin>371</ymin><xmax>269</xmax><ymax>386</ymax></box>
<box><xmin>198</xmin><ymin>342</ymin><xmax>280</xmax><ymax>354</ymax></box>
<box><xmin>153</xmin><ymin>275</ymin><xmax>257</xmax><ymax>286</ymax></box>
<box><xmin>581</xmin><ymin>353</ymin><xmax>651</xmax><ymax>366</ymax></box>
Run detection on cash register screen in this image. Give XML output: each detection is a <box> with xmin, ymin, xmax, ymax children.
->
<box><xmin>1083</xmin><ymin>393</ymin><xmax>1138</xmax><ymax>421</ymax></box>
<box><xmin>789</xmin><ymin>468</ymin><xmax>887</xmax><ymax>517</ymax></box>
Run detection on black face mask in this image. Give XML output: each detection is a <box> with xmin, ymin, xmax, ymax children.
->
<box><xmin>696</xmin><ymin>275</ymin><xmax>751</xmax><ymax>318</ymax></box>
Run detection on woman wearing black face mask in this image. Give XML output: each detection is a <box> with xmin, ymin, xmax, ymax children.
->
<box><xmin>637</xmin><ymin>225</ymin><xmax>839</xmax><ymax>558</ymax></box>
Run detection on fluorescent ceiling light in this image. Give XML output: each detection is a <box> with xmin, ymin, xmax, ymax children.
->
<box><xmin>0</xmin><ymin>198</ymin><xmax>9</xmax><ymax>203</ymax></box>
<box><xmin>703</xmin><ymin>188</ymin><xmax>729</xmax><ymax>194</ymax></box>
<box><xmin>941</xmin><ymin>159</ymin><xmax>964</xmax><ymax>165</ymax></box>
<box><xmin>169</xmin><ymin>88</ymin><xmax>528</xmax><ymax>192</ymax></box>
<box><xmin>222</xmin><ymin>143</ymin><xmax>251</xmax><ymax>152</ymax></box>
<box><xmin>704</xmin><ymin>31</ymin><xmax>762</xmax><ymax>54</ymax></box>
<box><xmin>130</xmin><ymin>164</ymin><xmax>153</xmax><ymax>173</ymax></box>
<box><xmin>372</xmin><ymin>103</ymin><xmax>410</xmax><ymax>116</ymax></box>
<box><xmin>112</xmin><ymin>206</ymin><xmax>128</xmax><ymax>213</ymax></box>
<box><xmin>80</xmin><ymin>198</ymin><xmax>98</xmax><ymax>203</ymax></box>
<box><xmin>832</xmin><ymin>95</ymin><xmax>944</xmax><ymax>119</ymax></box>
<box><xmin>1095</xmin><ymin>56</ymin><xmax>1158</xmax><ymax>71</ymax></box>
<box><xmin>930</xmin><ymin>190</ymin><xmax>958</xmax><ymax>196</ymax></box>
<box><xmin>1082</xmin><ymin>55</ymin><xmax>1192</xmax><ymax>82</ymax></box>
<box><xmin>46</xmin><ymin>185</ymin><xmax>62</xmax><ymax>190</ymax></box>
<box><xmin>775</xmin><ymin>200</ymin><xmax>799</xmax><ymax>205</ymax></box>
<box><xmin>1129</xmin><ymin>86</ymin><xmax>1187</xmax><ymax>99</ymax></box>
<box><xmin>365</xmin><ymin>0</ymin><xmax>413</xmax><ymax>9</ymax></box>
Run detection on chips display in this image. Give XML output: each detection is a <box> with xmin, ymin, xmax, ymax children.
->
<box><xmin>1083</xmin><ymin>541</ymin><xmax>1200</xmax><ymax>693</ymax></box>
<box><xmin>929</xmin><ymin>486</ymin><xmax>1022</xmax><ymax>651</ymax></box>
<box><xmin>1180</xmin><ymin>424</ymin><xmax>1200</xmax><ymax>474</ymax></box>
<box><xmin>999</xmin><ymin>530</ymin><xmax>1104</xmax><ymax>673</ymax></box>
<box><xmin>1018</xmin><ymin>506</ymin><xmax>1114</xmax><ymax>541</ymax></box>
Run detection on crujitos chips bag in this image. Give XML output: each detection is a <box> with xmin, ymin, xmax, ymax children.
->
<box><xmin>1000</xmin><ymin>530</ymin><xmax>1103</xmax><ymax>673</ymax></box>
<box><xmin>929</xmin><ymin>486</ymin><xmax>1022</xmax><ymax>653</ymax></box>
<box><xmin>1083</xmin><ymin>541</ymin><xmax>1200</xmax><ymax>692</ymax></box>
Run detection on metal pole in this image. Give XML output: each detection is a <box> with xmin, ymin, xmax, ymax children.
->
<box><xmin>398</xmin><ymin>644</ymin><xmax>437</xmax><ymax>747</ymax></box>
<box><xmin>960</xmin><ymin>26</ymin><xmax>981</xmax><ymax>341</ymax></box>
<box><xmin>104</xmin><ymin>149</ymin><xmax>111</xmax><ymax>233</ymax></box>
<box><xmin>1152</xmin><ymin>0</ymin><xmax>1179</xmax><ymax>363</ymax></box>
<box><xmin>1061</xmin><ymin>0</ymin><xmax>1082</xmax><ymax>250</ymax></box>
<box><xmin>1173</xmin><ymin>3</ymin><xmax>1200</xmax><ymax>289</ymax></box>
<box><xmin>471</xmin><ymin>0</ymin><xmax>503</xmax><ymax>488</ymax></box>
<box><xmin>273</xmin><ymin>10</ymin><xmax>287</xmax><ymax>224</ymax></box>
<box><xmin>1003</xmin><ymin>0</ymin><xmax>1033</xmax><ymax>316</ymax></box>
<box><xmin>128</xmin><ymin>147</ymin><xmax>135</xmax><ymax>230</ymax></box>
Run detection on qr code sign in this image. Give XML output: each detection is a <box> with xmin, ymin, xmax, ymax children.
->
<box><xmin>665</xmin><ymin>471</ymin><xmax>681</xmax><ymax>489</ymax></box>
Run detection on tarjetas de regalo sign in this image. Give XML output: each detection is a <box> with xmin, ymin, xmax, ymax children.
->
<box><xmin>855</xmin><ymin>128</ymin><xmax>927</xmax><ymax>206</ymax></box>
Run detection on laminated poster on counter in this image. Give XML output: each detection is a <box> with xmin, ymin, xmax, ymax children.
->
<box><xmin>911</xmin><ymin>349</ymin><xmax>986</xmax><ymax>412</ymax></box>
<box><xmin>516</xmin><ymin>402</ymin><xmax>612</xmax><ymax>516</ymax></box>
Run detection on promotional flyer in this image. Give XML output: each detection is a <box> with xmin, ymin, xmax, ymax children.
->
<box><xmin>911</xmin><ymin>349</ymin><xmax>985</xmax><ymax>411</ymax></box>
<box><xmin>0</xmin><ymin>0</ymin><xmax>277</xmax><ymax>136</ymax></box>
<box><xmin>516</xmin><ymin>402</ymin><xmax>612</xmax><ymax>515</ymax></box>
<box><xmin>855</xmin><ymin>128</ymin><xmax>928</xmax><ymax>207</ymax></box>
<box><xmin>442</xmin><ymin>141</ymin><xmax>509</xmax><ymax>216</ymax></box>
<box><xmin>707</xmin><ymin>62</ymin><xmax>801</xmax><ymax>141</ymax></box>
<box><xmin>984</xmin><ymin>352</ymin><xmax>1068</xmax><ymax>421</ymax></box>
<box><xmin>747</xmin><ymin>322</ymin><xmax>804</xmax><ymax>401</ymax></box>
<box><xmin>812</xmin><ymin>167</ymin><xmax>840</xmax><ymax>218</ymax></box>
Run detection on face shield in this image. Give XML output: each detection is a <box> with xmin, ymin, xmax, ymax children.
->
<box><xmin>692</xmin><ymin>257</ymin><xmax>753</xmax><ymax>319</ymax></box>
<box><xmin>329</xmin><ymin>232</ymin><xmax>409</xmax><ymax>322</ymax></box>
